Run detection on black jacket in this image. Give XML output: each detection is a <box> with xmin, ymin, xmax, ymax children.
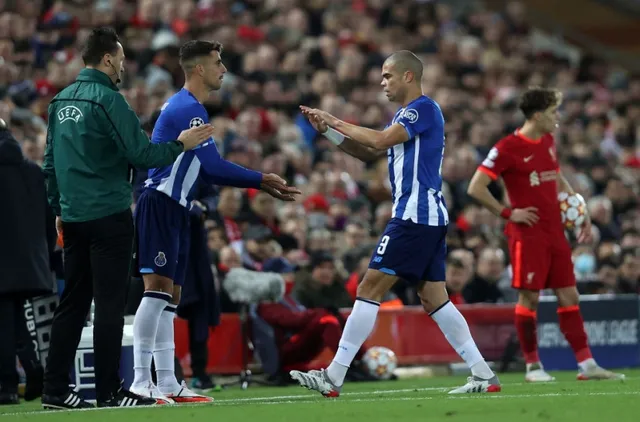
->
<box><xmin>0</xmin><ymin>128</ymin><xmax>56</xmax><ymax>297</ymax></box>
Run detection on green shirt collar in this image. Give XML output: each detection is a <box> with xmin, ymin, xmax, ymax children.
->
<box><xmin>75</xmin><ymin>68</ymin><xmax>119</xmax><ymax>91</ymax></box>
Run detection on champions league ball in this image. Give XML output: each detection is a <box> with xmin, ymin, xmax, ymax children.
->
<box><xmin>558</xmin><ymin>192</ymin><xmax>587</xmax><ymax>231</ymax></box>
<box><xmin>363</xmin><ymin>346</ymin><xmax>398</xmax><ymax>380</ymax></box>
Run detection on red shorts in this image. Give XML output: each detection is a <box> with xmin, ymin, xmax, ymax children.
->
<box><xmin>508</xmin><ymin>235</ymin><xmax>575</xmax><ymax>291</ymax></box>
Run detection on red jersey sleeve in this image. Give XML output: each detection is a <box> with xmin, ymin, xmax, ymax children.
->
<box><xmin>478</xmin><ymin>139</ymin><xmax>516</xmax><ymax>180</ymax></box>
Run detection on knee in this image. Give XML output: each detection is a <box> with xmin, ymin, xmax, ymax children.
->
<box><xmin>171</xmin><ymin>287</ymin><xmax>181</xmax><ymax>306</ymax></box>
<box><xmin>356</xmin><ymin>274</ymin><xmax>388</xmax><ymax>303</ymax></box>
<box><xmin>420</xmin><ymin>297</ymin><xmax>436</xmax><ymax>314</ymax></box>
<box><xmin>518</xmin><ymin>291</ymin><xmax>540</xmax><ymax>309</ymax></box>
<box><xmin>142</xmin><ymin>274</ymin><xmax>173</xmax><ymax>294</ymax></box>
<box><xmin>418</xmin><ymin>282</ymin><xmax>449</xmax><ymax>314</ymax></box>
<box><xmin>555</xmin><ymin>287</ymin><xmax>579</xmax><ymax>307</ymax></box>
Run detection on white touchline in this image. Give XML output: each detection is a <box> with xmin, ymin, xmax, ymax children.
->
<box><xmin>5</xmin><ymin>383</ymin><xmax>637</xmax><ymax>417</ymax></box>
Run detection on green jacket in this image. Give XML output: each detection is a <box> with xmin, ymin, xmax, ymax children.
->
<box><xmin>292</xmin><ymin>271</ymin><xmax>353</xmax><ymax>310</ymax></box>
<box><xmin>43</xmin><ymin>69</ymin><xmax>184</xmax><ymax>222</ymax></box>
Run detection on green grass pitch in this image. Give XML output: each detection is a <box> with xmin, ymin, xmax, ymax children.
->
<box><xmin>2</xmin><ymin>370</ymin><xmax>640</xmax><ymax>422</ymax></box>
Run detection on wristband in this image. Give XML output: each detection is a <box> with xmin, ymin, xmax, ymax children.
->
<box><xmin>324</xmin><ymin>127</ymin><xmax>345</xmax><ymax>146</ymax></box>
<box><xmin>500</xmin><ymin>207</ymin><xmax>512</xmax><ymax>220</ymax></box>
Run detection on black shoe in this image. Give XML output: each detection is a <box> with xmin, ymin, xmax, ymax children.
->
<box><xmin>0</xmin><ymin>392</ymin><xmax>19</xmax><ymax>405</ymax></box>
<box><xmin>42</xmin><ymin>390</ymin><xmax>94</xmax><ymax>410</ymax></box>
<box><xmin>191</xmin><ymin>375</ymin><xmax>216</xmax><ymax>392</ymax></box>
<box><xmin>24</xmin><ymin>368</ymin><xmax>43</xmax><ymax>401</ymax></box>
<box><xmin>97</xmin><ymin>387</ymin><xmax>158</xmax><ymax>408</ymax></box>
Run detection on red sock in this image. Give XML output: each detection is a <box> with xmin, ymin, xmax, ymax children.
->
<box><xmin>558</xmin><ymin>305</ymin><xmax>592</xmax><ymax>362</ymax></box>
<box><xmin>515</xmin><ymin>304</ymin><xmax>539</xmax><ymax>364</ymax></box>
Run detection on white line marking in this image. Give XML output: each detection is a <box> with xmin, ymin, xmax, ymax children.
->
<box><xmin>212</xmin><ymin>391</ymin><xmax>640</xmax><ymax>406</ymax></box>
<box><xmin>4</xmin><ymin>382</ymin><xmax>636</xmax><ymax>417</ymax></box>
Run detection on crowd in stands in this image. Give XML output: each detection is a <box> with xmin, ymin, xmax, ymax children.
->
<box><xmin>1</xmin><ymin>0</ymin><xmax>638</xmax><ymax>322</ymax></box>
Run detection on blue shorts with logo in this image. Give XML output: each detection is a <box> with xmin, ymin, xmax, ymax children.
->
<box><xmin>135</xmin><ymin>189</ymin><xmax>190</xmax><ymax>286</ymax></box>
<box><xmin>369</xmin><ymin>218</ymin><xmax>447</xmax><ymax>284</ymax></box>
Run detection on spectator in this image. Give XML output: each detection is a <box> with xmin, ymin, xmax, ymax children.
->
<box><xmin>234</xmin><ymin>225</ymin><xmax>274</xmax><ymax>271</ymax></box>
<box><xmin>213</xmin><ymin>187</ymin><xmax>243</xmax><ymax>250</ymax></box>
<box><xmin>293</xmin><ymin>252</ymin><xmax>352</xmax><ymax>310</ymax></box>
<box><xmin>445</xmin><ymin>249</ymin><xmax>475</xmax><ymax>305</ymax></box>
<box><xmin>254</xmin><ymin>258</ymin><xmax>370</xmax><ymax>380</ymax></box>
<box><xmin>0</xmin><ymin>119</ymin><xmax>56</xmax><ymax>405</ymax></box>
<box><xmin>618</xmin><ymin>251</ymin><xmax>639</xmax><ymax>294</ymax></box>
<box><xmin>338</xmin><ymin>221</ymin><xmax>370</xmax><ymax>273</ymax></box>
<box><xmin>464</xmin><ymin>247</ymin><xmax>507</xmax><ymax>304</ymax></box>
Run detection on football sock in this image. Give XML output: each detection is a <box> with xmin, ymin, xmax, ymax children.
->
<box><xmin>155</xmin><ymin>304</ymin><xmax>181</xmax><ymax>394</ymax></box>
<box><xmin>430</xmin><ymin>301</ymin><xmax>494</xmax><ymax>379</ymax></box>
<box><xmin>327</xmin><ymin>297</ymin><xmax>380</xmax><ymax>386</ymax></box>
<box><xmin>515</xmin><ymin>304</ymin><xmax>540</xmax><ymax>364</ymax></box>
<box><xmin>557</xmin><ymin>305</ymin><xmax>593</xmax><ymax>369</ymax></box>
<box><xmin>132</xmin><ymin>291</ymin><xmax>171</xmax><ymax>387</ymax></box>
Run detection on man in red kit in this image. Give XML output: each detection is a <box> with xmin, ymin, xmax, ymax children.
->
<box><xmin>467</xmin><ymin>87</ymin><xmax>624</xmax><ymax>382</ymax></box>
<box><xmin>255</xmin><ymin>258</ymin><xmax>369</xmax><ymax>377</ymax></box>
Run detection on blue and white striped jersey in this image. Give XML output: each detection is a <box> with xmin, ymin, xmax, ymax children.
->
<box><xmin>144</xmin><ymin>89</ymin><xmax>261</xmax><ymax>208</ymax></box>
<box><xmin>387</xmin><ymin>95</ymin><xmax>449</xmax><ymax>226</ymax></box>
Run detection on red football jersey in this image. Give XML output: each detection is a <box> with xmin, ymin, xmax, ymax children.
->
<box><xmin>478</xmin><ymin>130</ymin><xmax>562</xmax><ymax>239</ymax></box>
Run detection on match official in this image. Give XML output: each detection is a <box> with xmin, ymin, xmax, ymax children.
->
<box><xmin>41</xmin><ymin>27</ymin><xmax>214</xmax><ymax>410</ymax></box>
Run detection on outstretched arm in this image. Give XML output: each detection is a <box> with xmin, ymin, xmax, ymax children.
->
<box><xmin>335</xmin><ymin>136</ymin><xmax>387</xmax><ymax>162</ymax></box>
<box><xmin>301</xmin><ymin>106</ymin><xmax>409</xmax><ymax>150</ymax></box>
<box><xmin>301</xmin><ymin>109</ymin><xmax>386</xmax><ymax>162</ymax></box>
<box><xmin>195</xmin><ymin>143</ymin><xmax>263</xmax><ymax>188</ymax></box>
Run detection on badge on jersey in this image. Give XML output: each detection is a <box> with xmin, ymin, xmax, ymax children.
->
<box><xmin>154</xmin><ymin>252</ymin><xmax>167</xmax><ymax>267</ymax></box>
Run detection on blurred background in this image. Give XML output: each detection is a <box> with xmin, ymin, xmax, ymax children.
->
<box><xmin>1</xmin><ymin>0</ymin><xmax>638</xmax><ymax>386</ymax></box>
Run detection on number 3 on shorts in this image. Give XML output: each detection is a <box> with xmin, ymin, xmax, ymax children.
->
<box><xmin>377</xmin><ymin>235</ymin><xmax>390</xmax><ymax>255</ymax></box>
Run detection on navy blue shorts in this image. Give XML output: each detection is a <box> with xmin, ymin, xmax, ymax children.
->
<box><xmin>135</xmin><ymin>189</ymin><xmax>190</xmax><ymax>286</ymax></box>
<box><xmin>369</xmin><ymin>218</ymin><xmax>447</xmax><ymax>284</ymax></box>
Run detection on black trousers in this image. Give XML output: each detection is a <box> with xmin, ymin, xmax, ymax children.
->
<box><xmin>43</xmin><ymin>210</ymin><xmax>134</xmax><ymax>401</ymax></box>
<box><xmin>0</xmin><ymin>296</ymin><xmax>41</xmax><ymax>393</ymax></box>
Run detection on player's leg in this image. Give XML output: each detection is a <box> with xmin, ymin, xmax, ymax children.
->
<box><xmin>290</xmin><ymin>269</ymin><xmax>397</xmax><ymax>397</ymax></box>
<box><xmin>131</xmin><ymin>192</ymin><xmax>176</xmax><ymax>402</ymax></box>
<box><xmin>419</xmin><ymin>281</ymin><xmax>499</xmax><ymax>391</ymax></box>
<box><xmin>551</xmin><ymin>246</ymin><xmax>624</xmax><ymax>380</ymax></box>
<box><xmin>418</xmin><ymin>227</ymin><xmax>499</xmax><ymax>393</ymax></box>
<box><xmin>293</xmin><ymin>219</ymin><xmax>454</xmax><ymax>395</ymax></box>
<box><xmin>154</xmin><ymin>284</ymin><xmax>180</xmax><ymax>394</ymax></box>
<box><xmin>515</xmin><ymin>289</ymin><xmax>556</xmax><ymax>381</ymax></box>
<box><xmin>507</xmin><ymin>237</ymin><xmax>555</xmax><ymax>382</ymax></box>
<box><xmin>156</xmin><ymin>224</ymin><xmax>213</xmax><ymax>403</ymax></box>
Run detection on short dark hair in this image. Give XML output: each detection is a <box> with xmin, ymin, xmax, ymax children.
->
<box><xmin>81</xmin><ymin>27</ymin><xmax>120</xmax><ymax>66</ymax></box>
<box><xmin>518</xmin><ymin>87</ymin><xmax>562</xmax><ymax>119</ymax></box>
<box><xmin>179</xmin><ymin>40</ymin><xmax>223</xmax><ymax>71</ymax></box>
<box><xmin>385</xmin><ymin>50</ymin><xmax>424</xmax><ymax>82</ymax></box>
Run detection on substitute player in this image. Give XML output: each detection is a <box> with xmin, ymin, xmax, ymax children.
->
<box><xmin>467</xmin><ymin>87</ymin><xmax>624</xmax><ymax>382</ymax></box>
<box><xmin>132</xmin><ymin>40</ymin><xmax>301</xmax><ymax>403</ymax></box>
<box><xmin>292</xmin><ymin>50</ymin><xmax>500</xmax><ymax>396</ymax></box>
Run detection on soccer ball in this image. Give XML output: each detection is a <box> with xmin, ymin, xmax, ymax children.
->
<box><xmin>362</xmin><ymin>346</ymin><xmax>397</xmax><ymax>380</ymax></box>
<box><xmin>558</xmin><ymin>192</ymin><xmax>587</xmax><ymax>230</ymax></box>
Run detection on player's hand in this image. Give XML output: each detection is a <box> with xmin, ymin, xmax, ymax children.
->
<box><xmin>301</xmin><ymin>109</ymin><xmax>328</xmax><ymax>133</ymax></box>
<box><xmin>177</xmin><ymin>124</ymin><xmax>215</xmax><ymax>151</ymax></box>
<box><xmin>300</xmin><ymin>106</ymin><xmax>339</xmax><ymax>128</ymax></box>
<box><xmin>577</xmin><ymin>216</ymin><xmax>594</xmax><ymax>244</ymax></box>
<box><xmin>260</xmin><ymin>173</ymin><xmax>302</xmax><ymax>202</ymax></box>
<box><xmin>510</xmin><ymin>207</ymin><xmax>539</xmax><ymax>227</ymax></box>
